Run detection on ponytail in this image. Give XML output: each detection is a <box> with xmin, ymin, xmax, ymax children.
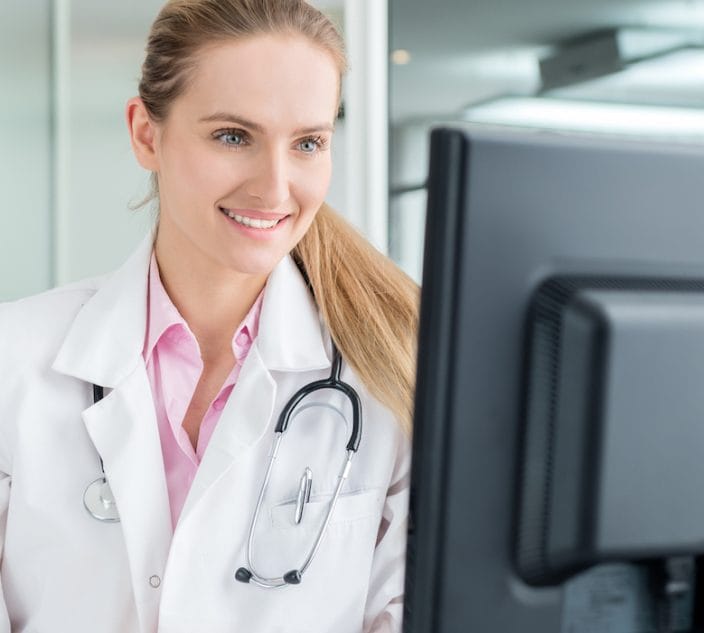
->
<box><xmin>293</xmin><ymin>204</ymin><xmax>419</xmax><ymax>435</ymax></box>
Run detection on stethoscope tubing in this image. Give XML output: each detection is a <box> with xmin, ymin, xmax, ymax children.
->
<box><xmin>236</xmin><ymin>343</ymin><xmax>364</xmax><ymax>588</ymax></box>
<box><xmin>275</xmin><ymin>346</ymin><xmax>361</xmax><ymax>451</ymax></box>
<box><xmin>83</xmin><ymin>384</ymin><xmax>122</xmax><ymax>523</ymax></box>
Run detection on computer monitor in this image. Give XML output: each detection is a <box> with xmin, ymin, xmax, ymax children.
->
<box><xmin>404</xmin><ymin>125</ymin><xmax>704</xmax><ymax>632</ymax></box>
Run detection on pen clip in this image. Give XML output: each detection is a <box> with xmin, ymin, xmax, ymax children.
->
<box><xmin>294</xmin><ymin>467</ymin><xmax>313</xmax><ymax>525</ymax></box>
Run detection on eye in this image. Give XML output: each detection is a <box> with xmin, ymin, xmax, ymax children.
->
<box><xmin>297</xmin><ymin>136</ymin><xmax>327</xmax><ymax>154</ymax></box>
<box><xmin>214</xmin><ymin>128</ymin><xmax>249</xmax><ymax>148</ymax></box>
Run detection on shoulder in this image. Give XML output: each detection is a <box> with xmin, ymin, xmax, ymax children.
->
<box><xmin>0</xmin><ymin>275</ymin><xmax>104</xmax><ymax>330</ymax></box>
<box><xmin>0</xmin><ymin>275</ymin><xmax>106</xmax><ymax>366</ymax></box>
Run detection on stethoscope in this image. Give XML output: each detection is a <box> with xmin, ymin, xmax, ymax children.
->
<box><xmin>83</xmin><ymin>343</ymin><xmax>363</xmax><ymax>588</ymax></box>
<box><xmin>83</xmin><ymin>384</ymin><xmax>120</xmax><ymax>523</ymax></box>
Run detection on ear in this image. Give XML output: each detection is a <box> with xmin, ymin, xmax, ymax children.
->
<box><xmin>126</xmin><ymin>97</ymin><xmax>160</xmax><ymax>171</ymax></box>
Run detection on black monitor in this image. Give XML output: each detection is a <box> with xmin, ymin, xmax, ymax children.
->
<box><xmin>404</xmin><ymin>125</ymin><xmax>704</xmax><ymax>632</ymax></box>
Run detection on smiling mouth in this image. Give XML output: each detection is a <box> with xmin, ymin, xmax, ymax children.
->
<box><xmin>218</xmin><ymin>207</ymin><xmax>287</xmax><ymax>229</ymax></box>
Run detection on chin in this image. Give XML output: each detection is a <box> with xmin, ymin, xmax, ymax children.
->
<box><xmin>223</xmin><ymin>252</ymin><xmax>286</xmax><ymax>277</ymax></box>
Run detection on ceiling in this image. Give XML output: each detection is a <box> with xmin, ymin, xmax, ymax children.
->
<box><xmin>389</xmin><ymin>0</ymin><xmax>704</xmax><ymax>122</ymax></box>
<box><xmin>67</xmin><ymin>0</ymin><xmax>704</xmax><ymax>124</ymax></box>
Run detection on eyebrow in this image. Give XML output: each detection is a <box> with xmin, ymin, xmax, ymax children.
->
<box><xmin>199</xmin><ymin>112</ymin><xmax>334</xmax><ymax>135</ymax></box>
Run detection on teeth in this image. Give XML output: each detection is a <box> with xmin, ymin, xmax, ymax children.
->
<box><xmin>222</xmin><ymin>208</ymin><xmax>280</xmax><ymax>229</ymax></box>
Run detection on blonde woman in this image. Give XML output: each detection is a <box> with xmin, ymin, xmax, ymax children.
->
<box><xmin>0</xmin><ymin>1</ymin><xmax>418</xmax><ymax>631</ymax></box>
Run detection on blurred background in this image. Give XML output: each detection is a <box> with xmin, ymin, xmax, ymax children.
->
<box><xmin>3</xmin><ymin>0</ymin><xmax>704</xmax><ymax>299</ymax></box>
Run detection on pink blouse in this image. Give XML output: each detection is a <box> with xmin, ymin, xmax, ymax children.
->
<box><xmin>143</xmin><ymin>254</ymin><xmax>263</xmax><ymax>528</ymax></box>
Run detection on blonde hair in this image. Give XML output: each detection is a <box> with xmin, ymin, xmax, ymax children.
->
<box><xmin>139</xmin><ymin>0</ymin><xmax>419</xmax><ymax>433</ymax></box>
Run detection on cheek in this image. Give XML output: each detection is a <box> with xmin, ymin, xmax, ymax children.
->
<box><xmin>287</xmin><ymin>161</ymin><xmax>331</xmax><ymax>241</ymax></box>
<box><xmin>189</xmin><ymin>156</ymin><xmax>231</xmax><ymax>195</ymax></box>
<box><xmin>296</xmin><ymin>160</ymin><xmax>332</xmax><ymax>211</ymax></box>
<box><xmin>161</xmin><ymin>138</ymin><xmax>233</xmax><ymax>200</ymax></box>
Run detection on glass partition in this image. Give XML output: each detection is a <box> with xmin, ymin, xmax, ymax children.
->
<box><xmin>1</xmin><ymin>0</ymin><xmax>53</xmax><ymax>299</ymax></box>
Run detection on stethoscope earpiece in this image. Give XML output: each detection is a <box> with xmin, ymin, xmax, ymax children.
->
<box><xmin>283</xmin><ymin>570</ymin><xmax>302</xmax><ymax>585</ymax></box>
<box><xmin>234</xmin><ymin>567</ymin><xmax>303</xmax><ymax>586</ymax></box>
<box><xmin>235</xmin><ymin>568</ymin><xmax>253</xmax><ymax>583</ymax></box>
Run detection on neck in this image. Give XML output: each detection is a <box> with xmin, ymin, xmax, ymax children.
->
<box><xmin>154</xmin><ymin>223</ymin><xmax>267</xmax><ymax>363</ymax></box>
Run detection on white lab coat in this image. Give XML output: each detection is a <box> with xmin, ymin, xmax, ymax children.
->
<box><xmin>0</xmin><ymin>234</ymin><xmax>410</xmax><ymax>633</ymax></box>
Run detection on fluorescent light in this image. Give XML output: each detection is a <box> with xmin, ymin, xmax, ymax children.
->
<box><xmin>463</xmin><ymin>97</ymin><xmax>704</xmax><ymax>142</ymax></box>
<box><xmin>616</xmin><ymin>28</ymin><xmax>702</xmax><ymax>61</ymax></box>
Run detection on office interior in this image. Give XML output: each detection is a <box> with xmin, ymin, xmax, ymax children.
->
<box><xmin>4</xmin><ymin>0</ymin><xmax>704</xmax><ymax>629</ymax></box>
<box><xmin>3</xmin><ymin>0</ymin><xmax>704</xmax><ymax>299</ymax></box>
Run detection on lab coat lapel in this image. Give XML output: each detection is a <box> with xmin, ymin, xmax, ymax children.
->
<box><xmin>52</xmin><ymin>231</ymin><xmax>171</xmax><ymax>633</ymax></box>
<box><xmin>52</xmin><ymin>231</ymin><xmax>155</xmax><ymax>388</ymax></box>
<box><xmin>82</xmin><ymin>365</ymin><xmax>172</xmax><ymax>633</ymax></box>
<box><xmin>255</xmin><ymin>255</ymin><xmax>331</xmax><ymax>373</ymax></box>
<box><xmin>178</xmin><ymin>255</ymin><xmax>331</xmax><ymax>524</ymax></box>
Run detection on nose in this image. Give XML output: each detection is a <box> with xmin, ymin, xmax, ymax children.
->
<box><xmin>245</xmin><ymin>146</ymin><xmax>290</xmax><ymax>210</ymax></box>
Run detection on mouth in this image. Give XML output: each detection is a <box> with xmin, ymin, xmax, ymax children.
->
<box><xmin>218</xmin><ymin>207</ymin><xmax>288</xmax><ymax>230</ymax></box>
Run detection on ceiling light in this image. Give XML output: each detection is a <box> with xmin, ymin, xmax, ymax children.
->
<box><xmin>391</xmin><ymin>49</ymin><xmax>412</xmax><ymax>65</ymax></box>
<box><xmin>463</xmin><ymin>97</ymin><xmax>704</xmax><ymax>142</ymax></box>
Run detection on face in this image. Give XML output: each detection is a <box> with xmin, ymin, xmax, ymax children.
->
<box><xmin>132</xmin><ymin>34</ymin><xmax>339</xmax><ymax>278</ymax></box>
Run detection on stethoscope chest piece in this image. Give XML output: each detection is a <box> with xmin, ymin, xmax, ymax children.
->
<box><xmin>83</xmin><ymin>476</ymin><xmax>120</xmax><ymax>523</ymax></box>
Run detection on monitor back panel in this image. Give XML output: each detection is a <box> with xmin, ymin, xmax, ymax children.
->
<box><xmin>405</xmin><ymin>126</ymin><xmax>704</xmax><ymax>633</ymax></box>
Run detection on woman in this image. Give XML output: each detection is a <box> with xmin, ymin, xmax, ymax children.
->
<box><xmin>0</xmin><ymin>1</ymin><xmax>418</xmax><ymax>631</ymax></box>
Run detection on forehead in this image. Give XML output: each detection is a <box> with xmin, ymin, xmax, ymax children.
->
<box><xmin>173</xmin><ymin>34</ymin><xmax>340</xmax><ymax>128</ymax></box>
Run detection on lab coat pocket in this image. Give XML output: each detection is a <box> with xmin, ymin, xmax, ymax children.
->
<box><xmin>242</xmin><ymin>489</ymin><xmax>383</xmax><ymax>630</ymax></box>
<box><xmin>269</xmin><ymin>488</ymin><xmax>384</xmax><ymax>531</ymax></box>
<box><xmin>252</xmin><ymin>489</ymin><xmax>381</xmax><ymax>577</ymax></box>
